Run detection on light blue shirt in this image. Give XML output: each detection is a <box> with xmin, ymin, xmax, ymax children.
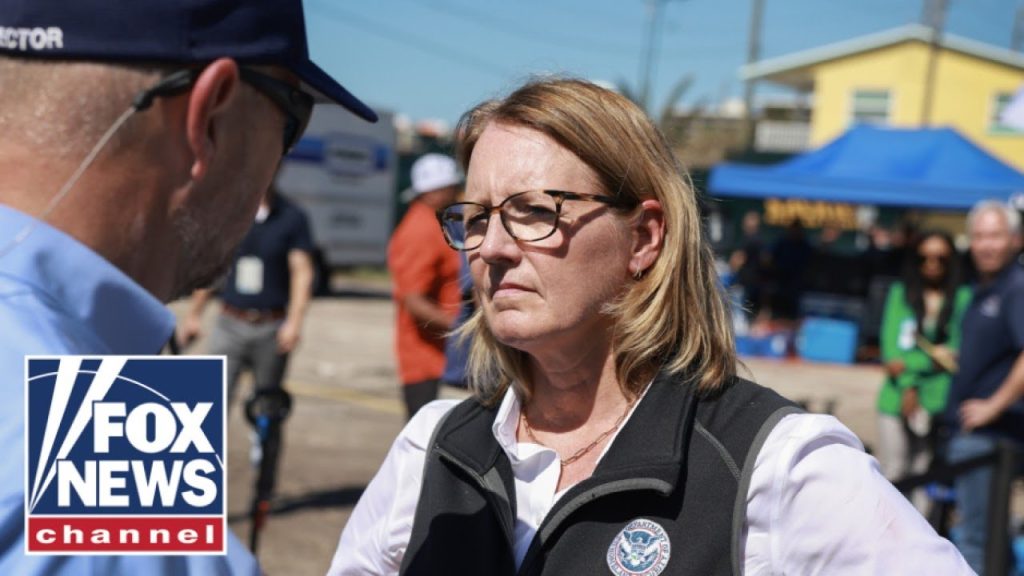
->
<box><xmin>0</xmin><ymin>205</ymin><xmax>260</xmax><ymax>575</ymax></box>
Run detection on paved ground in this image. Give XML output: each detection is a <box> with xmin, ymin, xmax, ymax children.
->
<box><xmin>170</xmin><ymin>279</ymin><xmax>895</xmax><ymax>576</ymax></box>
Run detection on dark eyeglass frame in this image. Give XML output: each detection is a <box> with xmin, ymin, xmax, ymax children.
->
<box><xmin>436</xmin><ymin>189</ymin><xmax>635</xmax><ymax>251</ymax></box>
<box><xmin>918</xmin><ymin>252</ymin><xmax>951</xmax><ymax>264</ymax></box>
<box><xmin>132</xmin><ymin>66</ymin><xmax>314</xmax><ymax>154</ymax></box>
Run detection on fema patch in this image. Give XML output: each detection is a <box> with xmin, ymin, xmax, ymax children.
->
<box><xmin>25</xmin><ymin>356</ymin><xmax>226</xmax><ymax>555</ymax></box>
<box><xmin>980</xmin><ymin>294</ymin><xmax>1001</xmax><ymax>318</ymax></box>
<box><xmin>606</xmin><ymin>518</ymin><xmax>672</xmax><ymax>576</ymax></box>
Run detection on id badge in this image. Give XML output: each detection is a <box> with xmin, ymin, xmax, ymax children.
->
<box><xmin>235</xmin><ymin>256</ymin><xmax>264</xmax><ymax>295</ymax></box>
<box><xmin>898</xmin><ymin>318</ymin><xmax>916</xmax><ymax>350</ymax></box>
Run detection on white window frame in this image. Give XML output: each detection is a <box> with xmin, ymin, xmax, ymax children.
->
<box><xmin>989</xmin><ymin>91</ymin><xmax>1024</xmax><ymax>135</ymax></box>
<box><xmin>849</xmin><ymin>88</ymin><xmax>892</xmax><ymax>126</ymax></box>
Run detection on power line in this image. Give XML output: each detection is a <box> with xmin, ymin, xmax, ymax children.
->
<box><xmin>1014</xmin><ymin>5</ymin><xmax>1024</xmax><ymax>51</ymax></box>
<box><xmin>639</xmin><ymin>0</ymin><xmax>689</xmax><ymax>113</ymax></box>
<box><xmin>308</xmin><ymin>1</ymin><xmax>514</xmax><ymax>79</ymax></box>
<box><xmin>416</xmin><ymin>0</ymin><xmax>640</xmax><ymax>57</ymax></box>
<box><xmin>521</xmin><ymin>0</ymin><xmax>637</xmax><ymax>28</ymax></box>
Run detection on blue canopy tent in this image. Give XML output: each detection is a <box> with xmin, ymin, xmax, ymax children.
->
<box><xmin>708</xmin><ymin>125</ymin><xmax>1024</xmax><ymax>209</ymax></box>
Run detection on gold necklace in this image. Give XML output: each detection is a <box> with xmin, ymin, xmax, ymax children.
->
<box><xmin>520</xmin><ymin>399</ymin><xmax>635</xmax><ymax>468</ymax></box>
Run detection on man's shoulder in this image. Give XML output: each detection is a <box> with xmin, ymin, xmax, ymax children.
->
<box><xmin>402</xmin><ymin>202</ymin><xmax>439</xmax><ymax>226</ymax></box>
<box><xmin>1004</xmin><ymin>264</ymin><xmax>1024</xmax><ymax>288</ymax></box>
<box><xmin>274</xmin><ymin>195</ymin><xmax>308</xmax><ymax>219</ymax></box>
<box><xmin>994</xmin><ymin>266</ymin><xmax>1024</xmax><ymax>310</ymax></box>
<box><xmin>0</xmin><ymin>282</ymin><xmax>93</xmax><ymax>361</ymax></box>
<box><xmin>268</xmin><ymin>196</ymin><xmax>310</xmax><ymax>230</ymax></box>
<box><xmin>390</xmin><ymin>205</ymin><xmax>444</xmax><ymax>251</ymax></box>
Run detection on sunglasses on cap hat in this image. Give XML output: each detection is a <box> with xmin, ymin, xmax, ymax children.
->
<box><xmin>133</xmin><ymin>66</ymin><xmax>314</xmax><ymax>154</ymax></box>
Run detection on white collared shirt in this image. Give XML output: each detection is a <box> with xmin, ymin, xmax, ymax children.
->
<box><xmin>328</xmin><ymin>388</ymin><xmax>972</xmax><ymax>575</ymax></box>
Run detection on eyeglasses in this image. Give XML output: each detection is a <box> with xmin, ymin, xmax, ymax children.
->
<box><xmin>132</xmin><ymin>66</ymin><xmax>314</xmax><ymax>154</ymax></box>
<box><xmin>437</xmin><ymin>189</ymin><xmax>634</xmax><ymax>251</ymax></box>
<box><xmin>919</xmin><ymin>252</ymin><xmax>951</xmax><ymax>264</ymax></box>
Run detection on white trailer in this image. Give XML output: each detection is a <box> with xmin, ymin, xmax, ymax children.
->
<box><xmin>277</xmin><ymin>104</ymin><xmax>397</xmax><ymax>275</ymax></box>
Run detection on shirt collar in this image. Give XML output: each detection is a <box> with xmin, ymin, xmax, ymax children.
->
<box><xmin>492</xmin><ymin>386</ymin><xmax>524</xmax><ymax>462</ymax></box>
<box><xmin>254</xmin><ymin>204</ymin><xmax>270</xmax><ymax>223</ymax></box>
<box><xmin>0</xmin><ymin>205</ymin><xmax>175</xmax><ymax>354</ymax></box>
<box><xmin>976</xmin><ymin>262</ymin><xmax>1021</xmax><ymax>295</ymax></box>
<box><xmin>490</xmin><ymin>378</ymin><xmax>656</xmax><ymax>465</ymax></box>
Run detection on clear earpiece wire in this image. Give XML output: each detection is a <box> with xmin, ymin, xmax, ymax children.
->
<box><xmin>0</xmin><ymin>106</ymin><xmax>137</xmax><ymax>260</ymax></box>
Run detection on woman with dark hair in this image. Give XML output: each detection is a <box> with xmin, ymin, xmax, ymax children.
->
<box><xmin>877</xmin><ymin>230</ymin><xmax>972</xmax><ymax>510</ymax></box>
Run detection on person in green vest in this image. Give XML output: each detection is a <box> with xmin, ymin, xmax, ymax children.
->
<box><xmin>877</xmin><ymin>230</ymin><xmax>972</xmax><ymax>512</ymax></box>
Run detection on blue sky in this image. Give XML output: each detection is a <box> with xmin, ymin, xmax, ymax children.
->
<box><xmin>305</xmin><ymin>0</ymin><xmax>1017</xmax><ymax>125</ymax></box>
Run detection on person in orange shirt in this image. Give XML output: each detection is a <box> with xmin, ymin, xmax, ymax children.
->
<box><xmin>389</xmin><ymin>153</ymin><xmax>463</xmax><ymax>419</ymax></box>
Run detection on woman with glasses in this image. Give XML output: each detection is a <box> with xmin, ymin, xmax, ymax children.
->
<box><xmin>876</xmin><ymin>231</ymin><xmax>972</xmax><ymax>512</ymax></box>
<box><xmin>328</xmin><ymin>78</ymin><xmax>970</xmax><ymax>575</ymax></box>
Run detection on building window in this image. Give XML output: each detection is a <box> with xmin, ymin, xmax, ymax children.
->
<box><xmin>990</xmin><ymin>92</ymin><xmax>1024</xmax><ymax>134</ymax></box>
<box><xmin>851</xmin><ymin>89</ymin><xmax>890</xmax><ymax>125</ymax></box>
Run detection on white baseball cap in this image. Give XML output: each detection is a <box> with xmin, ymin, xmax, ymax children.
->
<box><xmin>401</xmin><ymin>153</ymin><xmax>462</xmax><ymax>202</ymax></box>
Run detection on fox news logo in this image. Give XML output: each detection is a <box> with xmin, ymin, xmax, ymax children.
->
<box><xmin>25</xmin><ymin>356</ymin><xmax>226</xmax><ymax>555</ymax></box>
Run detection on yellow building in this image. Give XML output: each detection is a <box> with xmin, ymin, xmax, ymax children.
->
<box><xmin>742</xmin><ymin>24</ymin><xmax>1024</xmax><ymax>170</ymax></box>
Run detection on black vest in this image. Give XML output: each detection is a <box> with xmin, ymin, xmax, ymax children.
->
<box><xmin>400</xmin><ymin>373</ymin><xmax>800</xmax><ymax>576</ymax></box>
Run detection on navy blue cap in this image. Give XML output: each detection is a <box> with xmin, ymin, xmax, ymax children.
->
<box><xmin>0</xmin><ymin>0</ymin><xmax>377</xmax><ymax>122</ymax></box>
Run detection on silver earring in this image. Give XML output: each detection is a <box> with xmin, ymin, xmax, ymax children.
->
<box><xmin>633</xmin><ymin>267</ymin><xmax>643</xmax><ymax>281</ymax></box>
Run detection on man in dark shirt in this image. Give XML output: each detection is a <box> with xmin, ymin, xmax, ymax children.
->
<box><xmin>730</xmin><ymin>211</ymin><xmax>767</xmax><ymax>319</ymax></box>
<box><xmin>945</xmin><ymin>200</ymin><xmax>1024</xmax><ymax>573</ymax></box>
<box><xmin>769</xmin><ymin>219</ymin><xmax>813</xmax><ymax>320</ymax></box>
<box><xmin>180</xmin><ymin>184</ymin><xmax>315</xmax><ymax>406</ymax></box>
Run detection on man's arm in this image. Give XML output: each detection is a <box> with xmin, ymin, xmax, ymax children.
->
<box><xmin>177</xmin><ymin>288</ymin><xmax>213</xmax><ymax>348</ymax></box>
<box><xmin>960</xmin><ymin>350</ymin><xmax>1024</xmax><ymax>431</ymax></box>
<box><xmin>962</xmin><ymin>285</ymin><xmax>1024</xmax><ymax>430</ymax></box>
<box><xmin>403</xmin><ymin>293</ymin><xmax>455</xmax><ymax>334</ymax></box>
<box><xmin>277</xmin><ymin>248</ymin><xmax>313</xmax><ymax>354</ymax></box>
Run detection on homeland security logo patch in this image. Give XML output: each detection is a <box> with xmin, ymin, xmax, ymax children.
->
<box><xmin>606</xmin><ymin>518</ymin><xmax>672</xmax><ymax>576</ymax></box>
<box><xmin>25</xmin><ymin>356</ymin><xmax>226</xmax><ymax>554</ymax></box>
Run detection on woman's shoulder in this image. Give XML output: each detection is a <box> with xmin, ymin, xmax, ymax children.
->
<box><xmin>700</xmin><ymin>376</ymin><xmax>799</xmax><ymax>412</ymax></box>
<box><xmin>764</xmin><ymin>411</ymin><xmax>863</xmax><ymax>450</ymax></box>
<box><xmin>690</xmin><ymin>377</ymin><xmax>803</xmax><ymax>450</ymax></box>
<box><xmin>887</xmin><ymin>280</ymin><xmax>907</xmax><ymax>297</ymax></box>
<box><xmin>397</xmin><ymin>399</ymin><xmax>463</xmax><ymax>452</ymax></box>
<box><xmin>955</xmin><ymin>284</ymin><xmax>973</xmax><ymax>301</ymax></box>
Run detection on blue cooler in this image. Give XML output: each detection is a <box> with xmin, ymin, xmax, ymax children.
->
<box><xmin>796</xmin><ymin>317</ymin><xmax>858</xmax><ymax>364</ymax></box>
<box><xmin>735</xmin><ymin>335</ymin><xmax>760</xmax><ymax>356</ymax></box>
<box><xmin>1015</xmin><ymin>534</ymin><xmax>1024</xmax><ymax>575</ymax></box>
<box><xmin>736</xmin><ymin>332</ymin><xmax>791</xmax><ymax>358</ymax></box>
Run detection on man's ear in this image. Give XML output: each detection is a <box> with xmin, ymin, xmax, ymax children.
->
<box><xmin>631</xmin><ymin>199</ymin><xmax>665</xmax><ymax>275</ymax></box>
<box><xmin>186</xmin><ymin>58</ymin><xmax>241</xmax><ymax>182</ymax></box>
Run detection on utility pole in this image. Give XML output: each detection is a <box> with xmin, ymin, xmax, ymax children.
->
<box><xmin>744</xmin><ymin>0</ymin><xmax>765</xmax><ymax>151</ymax></box>
<box><xmin>1012</xmin><ymin>6</ymin><xmax>1024</xmax><ymax>52</ymax></box>
<box><xmin>639</xmin><ymin>0</ymin><xmax>665</xmax><ymax>114</ymax></box>
<box><xmin>920</xmin><ymin>0</ymin><xmax>948</xmax><ymax>126</ymax></box>
<box><xmin>638</xmin><ymin>0</ymin><xmax>686</xmax><ymax>114</ymax></box>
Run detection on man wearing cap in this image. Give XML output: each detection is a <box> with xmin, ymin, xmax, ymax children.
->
<box><xmin>0</xmin><ymin>0</ymin><xmax>375</xmax><ymax>573</ymax></box>
<box><xmin>389</xmin><ymin>154</ymin><xmax>463</xmax><ymax>419</ymax></box>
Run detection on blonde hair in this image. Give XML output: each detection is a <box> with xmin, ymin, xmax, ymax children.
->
<box><xmin>455</xmin><ymin>77</ymin><xmax>736</xmax><ymax>405</ymax></box>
